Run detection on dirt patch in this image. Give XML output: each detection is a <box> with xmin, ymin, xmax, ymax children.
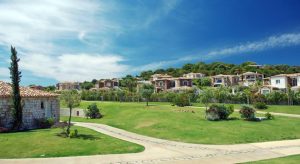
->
<box><xmin>135</xmin><ymin>121</ymin><xmax>157</xmax><ymax>129</ymax></box>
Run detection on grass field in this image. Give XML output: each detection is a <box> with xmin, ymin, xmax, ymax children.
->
<box><xmin>192</xmin><ymin>103</ymin><xmax>300</xmax><ymax>115</ymax></box>
<box><xmin>61</xmin><ymin>101</ymin><xmax>300</xmax><ymax>145</ymax></box>
<box><xmin>0</xmin><ymin>126</ymin><xmax>144</xmax><ymax>158</ymax></box>
<box><xmin>244</xmin><ymin>154</ymin><xmax>300</xmax><ymax>163</ymax></box>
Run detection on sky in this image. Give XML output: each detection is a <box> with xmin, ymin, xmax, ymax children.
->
<box><xmin>0</xmin><ymin>0</ymin><xmax>300</xmax><ymax>86</ymax></box>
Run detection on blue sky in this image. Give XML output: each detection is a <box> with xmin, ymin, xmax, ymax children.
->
<box><xmin>0</xmin><ymin>0</ymin><xmax>300</xmax><ymax>86</ymax></box>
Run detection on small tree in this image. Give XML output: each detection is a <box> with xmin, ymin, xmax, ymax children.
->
<box><xmin>243</xmin><ymin>88</ymin><xmax>251</xmax><ymax>105</ymax></box>
<box><xmin>84</xmin><ymin>103</ymin><xmax>102</xmax><ymax>119</ymax></box>
<box><xmin>9</xmin><ymin>46</ymin><xmax>23</xmax><ymax>130</ymax></box>
<box><xmin>139</xmin><ymin>84</ymin><xmax>154</xmax><ymax>106</ymax></box>
<box><xmin>60</xmin><ymin>90</ymin><xmax>81</xmax><ymax>136</ymax></box>
<box><xmin>198</xmin><ymin>88</ymin><xmax>214</xmax><ymax>111</ymax></box>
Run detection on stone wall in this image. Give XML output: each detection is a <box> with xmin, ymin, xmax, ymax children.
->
<box><xmin>0</xmin><ymin>97</ymin><xmax>60</xmax><ymax>129</ymax></box>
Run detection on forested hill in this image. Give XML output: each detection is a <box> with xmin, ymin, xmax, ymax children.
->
<box><xmin>139</xmin><ymin>61</ymin><xmax>300</xmax><ymax>80</ymax></box>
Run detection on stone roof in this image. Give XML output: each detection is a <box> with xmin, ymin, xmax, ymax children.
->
<box><xmin>0</xmin><ymin>81</ymin><xmax>59</xmax><ymax>98</ymax></box>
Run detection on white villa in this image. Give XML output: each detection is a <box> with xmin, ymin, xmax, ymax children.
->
<box><xmin>183</xmin><ymin>72</ymin><xmax>205</xmax><ymax>79</ymax></box>
<box><xmin>260</xmin><ymin>73</ymin><xmax>300</xmax><ymax>94</ymax></box>
<box><xmin>240</xmin><ymin>72</ymin><xmax>264</xmax><ymax>86</ymax></box>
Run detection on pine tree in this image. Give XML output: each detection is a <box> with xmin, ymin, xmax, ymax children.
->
<box><xmin>9</xmin><ymin>46</ymin><xmax>22</xmax><ymax>130</ymax></box>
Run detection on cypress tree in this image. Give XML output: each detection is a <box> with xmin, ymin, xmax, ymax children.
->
<box><xmin>9</xmin><ymin>46</ymin><xmax>22</xmax><ymax>130</ymax></box>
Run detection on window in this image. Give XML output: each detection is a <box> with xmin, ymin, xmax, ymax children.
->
<box><xmin>276</xmin><ymin>80</ymin><xmax>280</xmax><ymax>84</ymax></box>
<box><xmin>158</xmin><ymin>81</ymin><xmax>164</xmax><ymax>87</ymax></box>
<box><xmin>183</xmin><ymin>80</ymin><xmax>189</xmax><ymax>86</ymax></box>
<box><xmin>41</xmin><ymin>101</ymin><xmax>44</xmax><ymax>109</ymax></box>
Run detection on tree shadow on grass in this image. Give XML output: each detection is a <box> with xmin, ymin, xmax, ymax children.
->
<box><xmin>76</xmin><ymin>134</ymin><xmax>101</xmax><ymax>140</ymax></box>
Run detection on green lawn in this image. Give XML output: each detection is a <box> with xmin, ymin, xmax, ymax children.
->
<box><xmin>192</xmin><ymin>103</ymin><xmax>300</xmax><ymax>115</ymax></box>
<box><xmin>0</xmin><ymin>126</ymin><xmax>144</xmax><ymax>158</ymax></box>
<box><xmin>244</xmin><ymin>155</ymin><xmax>300</xmax><ymax>164</ymax></box>
<box><xmin>61</xmin><ymin>101</ymin><xmax>300</xmax><ymax>145</ymax></box>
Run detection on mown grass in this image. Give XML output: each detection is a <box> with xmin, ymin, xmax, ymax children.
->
<box><xmin>61</xmin><ymin>101</ymin><xmax>300</xmax><ymax>145</ymax></box>
<box><xmin>244</xmin><ymin>154</ymin><xmax>300</xmax><ymax>164</ymax></box>
<box><xmin>0</xmin><ymin>126</ymin><xmax>144</xmax><ymax>158</ymax></box>
<box><xmin>192</xmin><ymin>103</ymin><xmax>300</xmax><ymax>115</ymax></box>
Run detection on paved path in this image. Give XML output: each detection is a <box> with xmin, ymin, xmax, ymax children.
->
<box><xmin>1</xmin><ymin>122</ymin><xmax>300</xmax><ymax>164</ymax></box>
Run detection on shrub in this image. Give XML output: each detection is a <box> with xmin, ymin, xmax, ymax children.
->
<box><xmin>206</xmin><ymin>104</ymin><xmax>234</xmax><ymax>121</ymax></box>
<box><xmin>84</xmin><ymin>103</ymin><xmax>102</xmax><ymax>119</ymax></box>
<box><xmin>172</xmin><ymin>93</ymin><xmax>190</xmax><ymax>107</ymax></box>
<box><xmin>69</xmin><ymin>129</ymin><xmax>79</xmax><ymax>138</ymax></box>
<box><xmin>265</xmin><ymin>112</ymin><xmax>275</xmax><ymax>120</ymax></box>
<box><xmin>0</xmin><ymin>127</ymin><xmax>9</xmax><ymax>133</ymax></box>
<box><xmin>254</xmin><ymin>102</ymin><xmax>268</xmax><ymax>109</ymax></box>
<box><xmin>34</xmin><ymin>117</ymin><xmax>55</xmax><ymax>129</ymax></box>
<box><xmin>239</xmin><ymin>105</ymin><xmax>256</xmax><ymax>120</ymax></box>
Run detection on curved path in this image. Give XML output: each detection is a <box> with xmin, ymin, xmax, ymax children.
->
<box><xmin>1</xmin><ymin>122</ymin><xmax>300</xmax><ymax>164</ymax></box>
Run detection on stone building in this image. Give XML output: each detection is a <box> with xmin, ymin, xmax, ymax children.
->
<box><xmin>56</xmin><ymin>82</ymin><xmax>81</xmax><ymax>91</ymax></box>
<box><xmin>211</xmin><ymin>74</ymin><xmax>240</xmax><ymax>87</ymax></box>
<box><xmin>94</xmin><ymin>78</ymin><xmax>119</xmax><ymax>90</ymax></box>
<box><xmin>150</xmin><ymin>74</ymin><xmax>193</xmax><ymax>92</ymax></box>
<box><xmin>0</xmin><ymin>81</ymin><xmax>60</xmax><ymax>129</ymax></box>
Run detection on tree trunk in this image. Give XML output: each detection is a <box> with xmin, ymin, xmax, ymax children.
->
<box><xmin>66</xmin><ymin>106</ymin><xmax>72</xmax><ymax>136</ymax></box>
<box><xmin>146</xmin><ymin>99</ymin><xmax>149</xmax><ymax>106</ymax></box>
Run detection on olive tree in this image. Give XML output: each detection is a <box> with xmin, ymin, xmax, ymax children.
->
<box><xmin>60</xmin><ymin>90</ymin><xmax>81</xmax><ymax>136</ymax></box>
<box><xmin>139</xmin><ymin>84</ymin><xmax>154</xmax><ymax>106</ymax></box>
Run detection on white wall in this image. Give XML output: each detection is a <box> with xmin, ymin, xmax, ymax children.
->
<box><xmin>271</xmin><ymin>76</ymin><xmax>287</xmax><ymax>89</ymax></box>
<box><xmin>298</xmin><ymin>76</ymin><xmax>300</xmax><ymax>86</ymax></box>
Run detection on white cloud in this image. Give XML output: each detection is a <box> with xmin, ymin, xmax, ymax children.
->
<box><xmin>204</xmin><ymin>32</ymin><xmax>300</xmax><ymax>60</ymax></box>
<box><xmin>20</xmin><ymin>53</ymin><xmax>129</xmax><ymax>82</ymax></box>
<box><xmin>0</xmin><ymin>67</ymin><xmax>10</xmax><ymax>82</ymax></box>
<box><xmin>136</xmin><ymin>32</ymin><xmax>300</xmax><ymax>71</ymax></box>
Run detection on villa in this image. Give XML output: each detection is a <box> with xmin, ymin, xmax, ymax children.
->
<box><xmin>0</xmin><ymin>81</ymin><xmax>60</xmax><ymax>129</ymax></box>
<box><xmin>211</xmin><ymin>74</ymin><xmax>240</xmax><ymax>87</ymax></box>
<box><xmin>56</xmin><ymin>82</ymin><xmax>81</xmax><ymax>91</ymax></box>
<box><xmin>94</xmin><ymin>78</ymin><xmax>119</xmax><ymax>90</ymax></box>
<box><xmin>240</xmin><ymin>72</ymin><xmax>264</xmax><ymax>86</ymax></box>
<box><xmin>183</xmin><ymin>72</ymin><xmax>205</xmax><ymax>79</ymax></box>
<box><xmin>270</xmin><ymin>73</ymin><xmax>300</xmax><ymax>91</ymax></box>
<box><xmin>150</xmin><ymin>74</ymin><xmax>193</xmax><ymax>92</ymax></box>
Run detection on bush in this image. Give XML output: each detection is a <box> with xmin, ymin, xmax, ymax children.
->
<box><xmin>69</xmin><ymin>129</ymin><xmax>79</xmax><ymax>138</ymax></box>
<box><xmin>172</xmin><ymin>93</ymin><xmax>191</xmax><ymax>107</ymax></box>
<box><xmin>84</xmin><ymin>103</ymin><xmax>102</xmax><ymax>119</ymax></box>
<box><xmin>254</xmin><ymin>102</ymin><xmax>268</xmax><ymax>109</ymax></box>
<box><xmin>206</xmin><ymin>104</ymin><xmax>234</xmax><ymax>121</ymax></box>
<box><xmin>34</xmin><ymin>117</ymin><xmax>55</xmax><ymax>129</ymax></box>
<box><xmin>239</xmin><ymin>105</ymin><xmax>256</xmax><ymax>120</ymax></box>
<box><xmin>265</xmin><ymin>112</ymin><xmax>275</xmax><ymax>120</ymax></box>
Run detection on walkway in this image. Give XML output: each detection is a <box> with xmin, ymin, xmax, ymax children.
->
<box><xmin>1</xmin><ymin>122</ymin><xmax>300</xmax><ymax>164</ymax></box>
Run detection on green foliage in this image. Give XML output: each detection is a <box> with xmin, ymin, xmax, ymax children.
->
<box><xmin>138</xmin><ymin>61</ymin><xmax>300</xmax><ymax>80</ymax></box>
<box><xmin>172</xmin><ymin>93</ymin><xmax>191</xmax><ymax>107</ymax></box>
<box><xmin>206</xmin><ymin>104</ymin><xmax>234</xmax><ymax>121</ymax></box>
<box><xmin>120</xmin><ymin>75</ymin><xmax>137</xmax><ymax>92</ymax></box>
<box><xmin>9</xmin><ymin>46</ymin><xmax>23</xmax><ymax>130</ymax></box>
<box><xmin>34</xmin><ymin>117</ymin><xmax>55</xmax><ymax>129</ymax></box>
<box><xmin>198</xmin><ymin>88</ymin><xmax>214</xmax><ymax>109</ymax></box>
<box><xmin>193</xmin><ymin>77</ymin><xmax>212</xmax><ymax>87</ymax></box>
<box><xmin>239</xmin><ymin>105</ymin><xmax>256</xmax><ymax>120</ymax></box>
<box><xmin>254</xmin><ymin>102</ymin><xmax>268</xmax><ymax>109</ymax></box>
<box><xmin>80</xmin><ymin>81</ymin><xmax>94</xmax><ymax>90</ymax></box>
<box><xmin>265</xmin><ymin>112</ymin><xmax>275</xmax><ymax>120</ymax></box>
<box><xmin>60</xmin><ymin>90</ymin><xmax>81</xmax><ymax>136</ymax></box>
<box><xmin>139</xmin><ymin>84</ymin><xmax>154</xmax><ymax>106</ymax></box>
<box><xmin>84</xmin><ymin>103</ymin><xmax>102</xmax><ymax>119</ymax></box>
<box><xmin>69</xmin><ymin>129</ymin><xmax>79</xmax><ymax>138</ymax></box>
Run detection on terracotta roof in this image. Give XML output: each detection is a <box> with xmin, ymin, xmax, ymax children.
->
<box><xmin>0</xmin><ymin>81</ymin><xmax>59</xmax><ymax>98</ymax></box>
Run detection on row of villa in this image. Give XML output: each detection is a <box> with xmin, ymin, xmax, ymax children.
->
<box><xmin>56</xmin><ymin>72</ymin><xmax>300</xmax><ymax>94</ymax></box>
